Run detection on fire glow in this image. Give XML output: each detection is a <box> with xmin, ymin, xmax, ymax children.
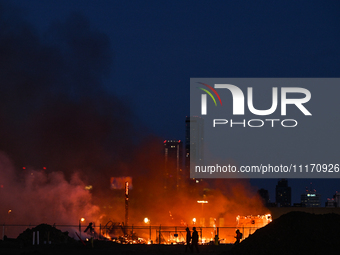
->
<box><xmin>97</xmin><ymin>213</ymin><xmax>272</xmax><ymax>244</ymax></box>
<box><xmin>0</xmin><ymin>3</ymin><xmax>271</xmax><ymax>246</ymax></box>
<box><xmin>0</xmin><ymin>139</ymin><xmax>270</xmax><ymax>244</ymax></box>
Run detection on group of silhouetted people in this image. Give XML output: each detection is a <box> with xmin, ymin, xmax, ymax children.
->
<box><xmin>185</xmin><ymin>227</ymin><xmax>199</xmax><ymax>253</ymax></box>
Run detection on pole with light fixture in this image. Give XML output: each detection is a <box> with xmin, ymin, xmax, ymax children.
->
<box><xmin>144</xmin><ymin>217</ymin><xmax>151</xmax><ymax>243</ymax></box>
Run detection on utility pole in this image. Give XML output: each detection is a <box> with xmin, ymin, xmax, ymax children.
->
<box><xmin>125</xmin><ymin>181</ymin><xmax>129</xmax><ymax>226</ymax></box>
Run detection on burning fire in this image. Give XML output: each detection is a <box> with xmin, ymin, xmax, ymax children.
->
<box><xmin>236</xmin><ymin>214</ymin><xmax>272</xmax><ymax>240</ymax></box>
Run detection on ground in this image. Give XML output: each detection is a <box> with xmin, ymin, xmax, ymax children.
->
<box><xmin>3</xmin><ymin>212</ymin><xmax>339</xmax><ymax>255</ymax></box>
<box><xmin>0</xmin><ymin>242</ymin><xmax>232</xmax><ymax>255</ymax></box>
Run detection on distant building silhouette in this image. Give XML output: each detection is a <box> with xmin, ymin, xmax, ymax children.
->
<box><xmin>325</xmin><ymin>198</ymin><xmax>336</xmax><ymax>208</ymax></box>
<box><xmin>325</xmin><ymin>192</ymin><xmax>340</xmax><ymax>207</ymax></box>
<box><xmin>185</xmin><ymin>116</ymin><xmax>204</xmax><ymax>178</ymax></box>
<box><xmin>164</xmin><ymin>140</ymin><xmax>183</xmax><ymax>191</ymax></box>
<box><xmin>275</xmin><ymin>179</ymin><xmax>291</xmax><ymax>207</ymax></box>
<box><xmin>185</xmin><ymin>116</ymin><xmax>205</xmax><ymax>191</ymax></box>
<box><xmin>301</xmin><ymin>185</ymin><xmax>321</xmax><ymax>207</ymax></box>
<box><xmin>333</xmin><ymin>191</ymin><xmax>340</xmax><ymax>207</ymax></box>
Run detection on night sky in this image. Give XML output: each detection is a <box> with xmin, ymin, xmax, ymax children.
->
<box><xmin>4</xmin><ymin>1</ymin><xmax>340</xmax><ymax>204</ymax></box>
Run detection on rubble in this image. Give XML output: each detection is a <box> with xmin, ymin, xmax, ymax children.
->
<box><xmin>17</xmin><ymin>224</ymin><xmax>75</xmax><ymax>246</ymax></box>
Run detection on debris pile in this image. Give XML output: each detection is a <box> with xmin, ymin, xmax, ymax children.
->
<box><xmin>229</xmin><ymin>211</ymin><xmax>340</xmax><ymax>254</ymax></box>
<box><xmin>17</xmin><ymin>224</ymin><xmax>75</xmax><ymax>246</ymax></box>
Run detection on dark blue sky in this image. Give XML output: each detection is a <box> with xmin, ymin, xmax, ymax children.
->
<box><xmin>8</xmin><ymin>0</ymin><xmax>340</xmax><ymax>204</ymax></box>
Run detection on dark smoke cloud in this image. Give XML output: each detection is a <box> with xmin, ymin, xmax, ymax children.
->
<box><xmin>0</xmin><ymin>3</ymin><xmax>267</xmax><ymax>241</ymax></box>
<box><xmin>0</xmin><ymin>2</ymin><xmax>139</xmax><ymax>183</ymax></box>
<box><xmin>0</xmin><ymin>1</ymin><xmax>145</xmax><ymax>232</ymax></box>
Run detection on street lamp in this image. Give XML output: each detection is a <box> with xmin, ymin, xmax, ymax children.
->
<box><xmin>79</xmin><ymin>218</ymin><xmax>85</xmax><ymax>238</ymax></box>
<box><xmin>144</xmin><ymin>217</ymin><xmax>151</xmax><ymax>244</ymax></box>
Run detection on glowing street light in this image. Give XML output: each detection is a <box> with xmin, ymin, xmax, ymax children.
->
<box><xmin>144</xmin><ymin>217</ymin><xmax>151</xmax><ymax>243</ymax></box>
<box><xmin>79</xmin><ymin>218</ymin><xmax>85</xmax><ymax>238</ymax></box>
<box><xmin>192</xmin><ymin>218</ymin><xmax>196</xmax><ymax>224</ymax></box>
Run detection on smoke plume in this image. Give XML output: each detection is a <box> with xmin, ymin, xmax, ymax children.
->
<box><xmin>0</xmin><ymin>2</ymin><xmax>267</xmax><ymax>242</ymax></box>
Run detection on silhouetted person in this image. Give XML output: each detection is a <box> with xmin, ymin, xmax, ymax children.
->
<box><xmin>191</xmin><ymin>227</ymin><xmax>199</xmax><ymax>253</ymax></box>
<box><xmin>185</xmin><ymin>227</ymin><xmax>192</xmax><ymax>252</ymax></box>
<box><xmin>234</xmin><ymin>229</ymin><xmax>242</xmax><ymax>244</ymax></box>
<box><xmin>214</xmin><ymin>234</ymin><xmax>219</xmax><ymax>245</ymax></box>
<box><xmin>84</xmin><ymin>222</ymin><xmax>94</xmax><ymax>234</ymax></box>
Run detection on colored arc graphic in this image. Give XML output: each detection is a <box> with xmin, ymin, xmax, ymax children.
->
<box><xmin>197</xmin><ymin>82</ymin><xmax>223</xmax><ymax>106</ymax></box>
<box><xmin>198</xmin><ymin>88</ymin><xmax>217</xmax><ymax>106</ymax></box>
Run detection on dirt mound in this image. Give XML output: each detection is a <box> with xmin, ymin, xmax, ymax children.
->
<box><xmin>229</xmin><ymin>211</ymin><xmax>340</xmax><ymax>254</ymax></box>
<box><xmin>17</xmin><ymin>224</ymin><xmax>75</xmax><ymax>246</ymax></box>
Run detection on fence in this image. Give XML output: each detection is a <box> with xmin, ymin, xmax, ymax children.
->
<box><xmin>1</xmin><ymin>223</ymin><xmax>262</xmax><ymax>244</ymax></box>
